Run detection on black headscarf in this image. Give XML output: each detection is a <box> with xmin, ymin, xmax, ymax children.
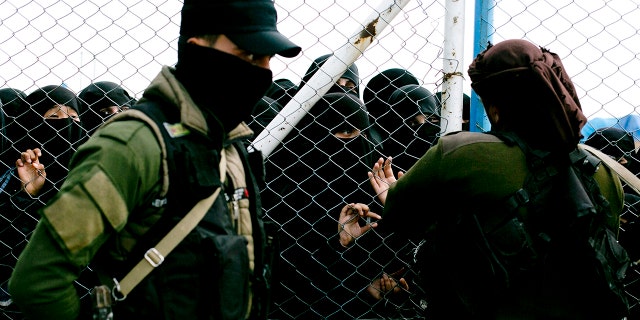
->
<box><xmin>263</xmin><ymin>92</ymin><xmax>380</xmax><ymax>319</ymax></box>
<box><xmin>264</xmin><ymin>78</ymin><xmax>298</xmax><ymax>107</ymax></box>
<box><xmin>264</xmin><ymin>92</ymin><xmax>376</xmax><ymax>234</ymax></box>
<box><xmin>267</xmin><ymin>92</ymin><xmax>374</xmax><ymax>195</ymax></box>
<box><xmin>0</xmin><ymin>88</ymin><xmax>27</xmax><ymax>166</ymax></box>
<box><xmin>299</xmin><ymin>54</ymin><xmax>360</xmax><ymax>97</ymax></box>
<box><xmin>364</xmin><ymin>68</ymin><xmax>420</xmax><ymax>120</ymax></box>
<box><xmin>0</xmin><ymin>88</ymin><xmax>27</xmax><ymax>119</ymax></box>
<box><xmin>246</xmin><ymin>96</ymin><xmax>282</xmax><ymax>139</ymax></box>
<box><xmin>468</xmin><ymin>39</ymin><xmax>587</xmax><ymax>152</ymax></box>
<box><xmin>78</xmin><ymin>81</ymin><xmax>134</xmax><ymax>135</ymax></box>
<box><xmin>0</xmin><ymin>88</ymin><xmax>27</xmax><ymax>157</ymax></box>
<box><xmin>383</xmin><ymin>84</ymin><xmax>440</xmax><ymax>172</ymax></box>
<box><xmin>363</xmin><ymin>68</ymin><xmax>420</xmax><ymax>148</ymax></box>
<box><xmin>21</xmin><ymin>85</ymin><xmax>84</xmax><ymax>196</ymax></box>
<box><xmin>0</xmin><ymin>101</ymin><xmax>9</xmax><ymax>169</ymax></box>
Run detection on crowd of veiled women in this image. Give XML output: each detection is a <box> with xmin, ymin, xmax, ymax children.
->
<box><xmin>2</xmin><ymin>52</ymin><xmax>640</xmax><ymax>319</ymax></box>
<box><xmin>249</xmin><ymin>54</ymin><xmax>472</xmax><ymax>319</ymax></box>
<box><xmin>248</xmin><ymin>53</ymin><xmax>640</xmax><ymax>319</ymax></box>
<box><xmin>0</xmin><ymin>82</ymin><xmax>135</xmax><ymax>313</ymax></box>
<box><xmin>0</xmin><ymin>57</ymin><xmax>450</xmax><ymax>318</ymax></box>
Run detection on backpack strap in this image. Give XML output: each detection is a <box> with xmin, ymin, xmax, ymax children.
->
<box><xmin>490</xmin><ymin>132</ymin><xmax>557</xmax><ymax>213</ymax></box>
<box><xmin>111</xmin><ymin>151</ymin><xmax>227</xmax><ymax>301</ymax></box>
<box><xmin>581</xmin><ymin>143</ymin><xmax>640</xmax><ymax>195</ymax></box>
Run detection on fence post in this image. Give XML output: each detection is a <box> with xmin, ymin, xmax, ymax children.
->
<box><xmin>471</xmin><ymin>0</ymin><xmax>495</xmax><ymax>132</ymax></box>
<box><xmin>441</xmin><ymin>0</ymin><xmax>466</xmax><ymax>134</ymax></box>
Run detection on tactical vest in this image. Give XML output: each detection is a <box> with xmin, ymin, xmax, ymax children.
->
<box><xmin>93</xmin><ymin>100</ymin><xmax>270</xmax><ymax>320</ymax></box>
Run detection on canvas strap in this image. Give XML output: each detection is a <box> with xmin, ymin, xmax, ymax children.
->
<box><xmin>580</xmin><ymin>144</ymin><xmax>640</xmax><ymax>195</ymax></box>
<box><xmin>112</xmin><ymin>151</ymin><xmax>227</xmax><ymax>301</ymax></box>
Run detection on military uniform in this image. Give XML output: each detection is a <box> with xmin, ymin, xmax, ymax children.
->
<box><xmin>382</xmin><ymin>131</ymin><xmax>625</xmax><ymax>319</ymax></box>
<box><xmin>9</xmin><ymin>66</ymin><xmax>267</xmax><ymax>320</ymax></box>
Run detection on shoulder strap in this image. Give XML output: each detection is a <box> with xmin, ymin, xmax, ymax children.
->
<box><xmin>106</xmin><ymin>107</ymin><xmax>172</xmax><ymax>198</ymax></box>
<box><xmin>110</xmin><ymin>151</ymin><xmax>227</xmax><ymax>301</ymax></box>
<box><xmin>580</xmin><ymin>143</ymin><xmax>640</xmax><ymax>195</ymax></box>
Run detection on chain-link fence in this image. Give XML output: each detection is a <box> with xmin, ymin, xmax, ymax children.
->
<box><xmin>1</xmin><ymin>0</ymin><xmax>640</xmax><ymax>319</ymax></box>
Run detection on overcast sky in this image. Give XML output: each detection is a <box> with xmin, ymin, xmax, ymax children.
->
<box><xmin>0</xmin><ymin>0</ymin><xmax>474</xmax><ymax>101</ymax></box>
<box><xmin>0</xmin><ymin>0</ymin><xmax>638</xmax><ymax>120</ymax></box>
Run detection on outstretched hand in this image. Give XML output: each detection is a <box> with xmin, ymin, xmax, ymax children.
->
<box><xmin>368</xmin><ymin>157</ymin><xmax>403</xmax><ymax>205</ymax></box>
<box><xmin>367</xmin><ymin>268</ymin><xmax>410</xmax><ymax>300</ymax></box>
<box><xmin>16</xmin><ymin>148</ymin><xmax>46</xmax><ymax>196</ymax></box>
<box><xmin>338</xmin><ymin>203</ymin><xmax>381</xmax><ymax>247</ymax></box>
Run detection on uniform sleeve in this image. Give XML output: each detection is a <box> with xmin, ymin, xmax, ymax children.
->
<box><xmin>382</xmin><ymin>141</ymin><xmax>444</xmax><ymax>237</ymax></box>
<box><xmin>8</xmin><ymin>120</ymin><xmax>163</xmax><ymax>320</ymax></box>
<box><xmin>8</xmin><ymin>222</ymin><xmax>82</xmax><ymax>319</ymax></box>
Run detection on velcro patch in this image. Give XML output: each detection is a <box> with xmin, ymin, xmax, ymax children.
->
<box><xmin>43</xmin><ymin>183</ymin><xmax>106</xmax><ymax>257</ymax></box>
<box><xmin>163</xmin><ymin>122</ymin><xmax>190</xmax><ymax>138</ymax></box>
<box><xmin>85</xmin><ymin>169</ymin><xmax>128</xmax><ymax>230</ymax></box>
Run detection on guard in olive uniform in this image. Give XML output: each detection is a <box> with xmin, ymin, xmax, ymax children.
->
<box><xmin>8</xmin><ymin>0</ymin><xmax>300</xmax><ymax>319</ymax></box>
<box><xmin>369</xmin><ymin>39</ymin><xmax>628</xmax><ymax>319</ymax></box>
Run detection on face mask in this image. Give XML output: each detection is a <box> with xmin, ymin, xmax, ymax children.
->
<box><xmin>381</xmin><ymin>119</ymin><xmax>439</xmax><ymax>172</ymax></box>
<box><xmin>175</xmin><ymin>43</ymin><xmax>273</xmax><ymax>132</ymax></box>
<box><xmin>30</xmin><ymin>118</ymin><xmax>83</xmax><ymax>188</ymax></box>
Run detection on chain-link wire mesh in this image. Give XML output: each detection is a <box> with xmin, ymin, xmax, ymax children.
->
<box><xmin>0</xmin><ymin>0</ymin><xmax>639</xmax><ymax>319</ymax></box>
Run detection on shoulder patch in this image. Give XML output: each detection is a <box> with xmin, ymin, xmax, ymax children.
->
<box><xmin>163</xmin><ymin>122</ymin><xmax>190</xmax><ymax>138</ymax></box>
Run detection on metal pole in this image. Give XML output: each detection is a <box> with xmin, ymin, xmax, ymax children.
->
<box><xmin>252</xmin><ymin>0</ymin><xmax>414</xmax><ymax>158</ymax></box>
<box><xmin>441</xmin><ymin>0</ymin><xmax>466</xmax><ymax>134</ymax></box>
<box><xmin>471</xmin><ymin>0</ymin><xmax>494</xmax><ymax>132</ymax></box>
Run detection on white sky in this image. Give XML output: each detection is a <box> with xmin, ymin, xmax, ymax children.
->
<box><xmin>0</xmin><ymin>0</ymin><xmax>638</xmax><ymax>120</ymax></box>
<box><xmin>0</xmin><ymin>0</ymin><xmax>474</xmax><ymax>102</ymax></box>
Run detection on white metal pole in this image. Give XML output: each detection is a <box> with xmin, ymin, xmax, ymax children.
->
<box><xmin>251</xmin><ymin>0</ymin><xmax>414</xmax><ymax>158</ymax></box>
<box><xmin>441</xmin><ymin>0</ymin><xmax>466</xmax><ymax>134</ymax></box>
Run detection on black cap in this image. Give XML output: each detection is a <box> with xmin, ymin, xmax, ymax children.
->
<box><xmin>180</xmin><ymin>0</ymin><xmax>301</xmax><ymax>57</ymax></box>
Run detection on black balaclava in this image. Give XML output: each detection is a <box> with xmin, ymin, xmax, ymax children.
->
<box><xmin>264</xmin><ymin>78</ymin><xmax>298</xmax><ymax>107</ymax></box>
<box><xmin>384</xmin><ymin>84</ymin><xmax>440</xmax><ymax>172</ymax></box>
<box><xmin>22</xmin><ymin>85</ymin><xmax>84</xmax><ymax>195</ymax></box>
<box><xmin>246</xmin><ymin>96</ymin><xmax>282</xmax><ymax>139</ymax></box>
<box><xmin>174</xmin><ymin>39</ymin><xmax>273</xmax><ymax>133</ymax></box>
<box><xmin>78</xmin><ymin>81</ymin><xmax>134</xmax><ymax>135</ymax></box>
<box><xmin>299</xmin><ymin>54</ymin><xmax>360</xmax><ymax>97</ymax></box>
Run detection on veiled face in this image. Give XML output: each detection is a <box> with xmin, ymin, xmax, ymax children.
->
<box><xmin>336</xmin><ymin>77</ymin><xmax>357</xmax><ymax>91</ymax></box>
<box><xmin>333</xmin><ymin>127</ymin><xmax>362</xmax><ymax>139</ymax></box>
<box><xmin>98</xmin><ymin>105</ymin><xmax>130</xmax><ymax>117</ymax></box>
<box><xmin>43</xmin><ymin>105</ymin><xmax>80</xmax><ymax>122</ymax></box>
<box><xmin>406</xmin><ymin>113</ymin><xmax>440</xmax><ymax>130</ymax></box>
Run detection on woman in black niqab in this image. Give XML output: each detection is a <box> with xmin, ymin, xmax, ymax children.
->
<box><xmin>21</xmin><ymin>85</ymin><xmax>84</xmax><ymax>200</ymax></box>
<box><xmin>299</xmin><ymin>54</ymin><xmax>361</xmax><ymax>97</ymax></box>
<box><xmin>383</xmin><ymin>84</ymin><xmax>440</xmax><ymax>172</ymax></box>
<box><xmin>263</xmin><ymin>92</ymin><xmax>385</xmax><ymax>319</ymax></box>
